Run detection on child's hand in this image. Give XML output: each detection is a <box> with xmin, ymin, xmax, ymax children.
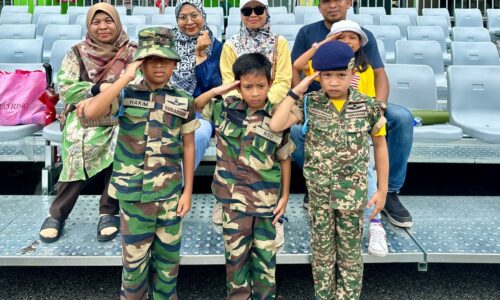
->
<box><xmin>176</xmin><ymin>193</ymin><xmax>192</xmax><ymax>218</ymax></box>
<box><xmin>366</xmin><ymin>190</ymin><xmax>387</xmax><ymax>221</ymax></box>
<box><xmin>272</xmin><ymin>197</ymin><xmax>289</xmax><ymax>225</ymax></box>
<box><xmin>292</xmin><ymin>72</ymin><xmax>319</xmax><ymax>98</ymax></box>
<box><xmin>321</xmin><ymin>32</ymin><xmax>341</xmax><ymax>46</ymax></box>
<box><xmin>195</xmin><ymin>30</ymin><xmax>211</xmax><ymax>52</ymax></box>
<box><xmin>75</xmin><ymin>98</ymin><xmax>93</xmax><ymax>118</ymax></box>
<box><xmin>211</xmin><ymin>81</ymin><xmax>240</xmax><ymax>96</ymax></box>
<box><xmin>123</xmin><ymin>60</ymin><xmax>143</xmax><ymax>81</ymax></box>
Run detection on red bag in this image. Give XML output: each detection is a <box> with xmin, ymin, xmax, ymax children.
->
<box><xmin>0</xmin><ymin>69</ymin><xmax>47</xmax><ymax>126</ymax></box>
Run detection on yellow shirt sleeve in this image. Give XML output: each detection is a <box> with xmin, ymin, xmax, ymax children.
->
<box><xmin>267</xmin><ymin>36</ymin><xmax>292</xmax><ymax>104</ymax></box>
<box><xmin>374</xmin><ymin>124</ymin><xmax>386</xmax><ymax>136</ymax></box>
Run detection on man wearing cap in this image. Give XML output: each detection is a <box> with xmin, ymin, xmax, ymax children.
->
<box><xmin>270</xmin><ymin>40</ymin><xmax>389</xmax><ymax>300</ymax></box>
<box><xmin>77</xmin><ymin>27</ymin><xmax>199</xmax><ymax>300</ymax></box>
<box><xmin>291</xmin><ymin>0</ymin><xmax>414</xmax><ymax>228</ymax></box>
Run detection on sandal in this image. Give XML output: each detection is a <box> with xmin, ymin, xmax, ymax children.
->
<box><xmin>39</xmin><ymin>216</ymin><xmax>64</xmax><ymax>243</ymax></box>
<box><xmin>97</xmin><ymin>215</ymin><xmax>120</xmax><ymax>242</ymax></box>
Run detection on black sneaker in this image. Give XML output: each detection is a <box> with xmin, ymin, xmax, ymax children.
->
<box><xmin>382</xmin><ymin>192</ymin><xmax>413</xmax><ymax>228</ymax></box>
<box><xmin>302</xmin><ymin>192</ymin><xmax>309</xmax><ymax>209</ymax></box>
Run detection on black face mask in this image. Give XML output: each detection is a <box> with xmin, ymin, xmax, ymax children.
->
<box><xmin>240</xmin><ymin>6</ymin><xmax>266</xmax><ymax>17</ymax></box>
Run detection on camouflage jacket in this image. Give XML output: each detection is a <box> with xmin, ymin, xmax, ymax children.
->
<box><xmin>297</xmin><ymin>88</ymin><xmax>386</xmax><ymax>210</ymax></box>
<box><xmin>208</xmin><ymin>96</ymin><xmax>295</xmax><ymax>217</ymax></box>
<box><xmin>108</xmin><ymin>80</ymin><xmax>200</xmax><ymax>203</ymax></box>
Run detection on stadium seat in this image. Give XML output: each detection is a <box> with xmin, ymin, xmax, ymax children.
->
<box><xmin>42</xmin><ymin>25</ymin><xmax>82</xmax><ymax>63</ymax></box>
<box><xmin>416</xmin><ymin>15</ymin><xmax>451</xmax><ymax>45</ymax></box>
<box><xmin>452</xmin><ymin>27</ymin><xmax>491</xmax><ymax>42</ymax></box>
<box><xmin>227</xmin><ymin>13</ymin><xmax>241</xmax><ymax>25</ymax></box>
<box><xmin>0</xmin><ymin>24</ymin><xmax>36</xmax><ymax>39</ymax></box>
<box><xmin>67</xmin><ymin>6</ymin><xmax>90</xmax><ymax>24</ymax></box>
<box><xmin>0</xmin><ymin>39</ymin><xmax>42</xmax><ymax>63</ymax></box>
<box><xmin>303</xmin><ymin>12</ymin><xmax>323</xmax><ymax>25</ymax></box>
<box><xmin>454</xmin><ymin>9</ymin><xmax>483</xmax><ymax>28</ymax></box>
<box><xmin>114</xmin><ymin>6</ymin><xmax>127</xmax><ymax>15</ymax></box>
<box><xmin>270</xmin><ymin>13</ymin><xmax>295</xmax><ymax>25</ymax></box>
<box><xmin>50</xmin><ymin>39</ymin><xmax>81</xmax><ymax>83</ymax></box>
<box><xmin>271</xmin><ymin>24</ymin><xmax>302</xmax><ymax>42</ymax></box>
<box><xmin>448</xmin><ymin>66</ymin><xmax>500</xmax><ymax>143</ymax></box>
<box><xmin>391</xmin><ymin>7</ymin><xmax>418</xmax><ymax>25</ymax></box>
<box><xmin>0</xmin><ymin>12</ymin><xmax>32</xmax><ymax>24</ymax></box>
<box><xmin>384</xmin><ymin>64</ymin><xmax>462</xmax><ymax>143</ymax></box>
<box><xmin>33</xmin><ymin>6</ymin><xmax>61</xmax><ymax>24</ymax></box>
<box><xmin>206</xmin><ymin>14</ymin><xmax>223</xmax><ymax>36</ymax></box>
<box><xmin>486</xmin><ymin>9</ymin><xmax>500</xmax><ymax>38</ymax></box>
<box><xmin>205</xmin><ymin>7</ymin><xmax>224</xmax><ymax>28</ymax></box>
<box><xmin>364</xmin><ymin>25</ymin><xmax>401</xmax><ymax>63</ymax></box>
<box><xmin>208</xmin><ymin>25</ymin><xmax>221</xmax><ymax>41</ymax></box>
<box><xmin>359</xmin><ymin>7</ymin><xmax>386</xmax><ymax>25</ymax></box>
<box><xmin>151</xmin><ymin>14</ymin><xmax>177</xmax><ymax>26</ymax></box>
<box><xmin>376</xmin><ymin>39</ymin><xmax>386</xmax><ymax>64</ymax></box>
<box><xmin>422</xmin><ymin>8</ymin><xmax>451</xmax><ymax>32</ymax></box>
<box><xmin>132</xmin><ymin>6</ymin><xmax>160</xmax><ymax>24</ymax></box>
<box><xmin>379</xmin><ymin>14</ymin><xmax>411</xmax><ymax>39</ymax></box>
<box><xmin>407</xmin><ymin>26</ymin><xmax>450</xmax><ymax>64</ymax></box>
<box><xmin>164</xmin><ymin>6</ymin><xmax>176</xmax><ymax>15</ymax></box>
<box><xmin>36</xmin><ymin>14</ymin><xmax>70</xmax><ymax>39</ymax></box>
<box><xmin>228</xmin><ymin>7</ymin><xmax>240</xmax><ymax>16</ymax></box>
<box><xmin>225</xmin><ymin>25</ymin><xmax>239</xmax><ymax>40</ymax></box>
<box><xmin>121</xmin><ymin>15</ymin><xmax>146</xmax><ymax>39</ymax></box>
<box><xmin>294</xmin><ymin>6</ymin><xmax>319</xmax><ymax>24</ymax></box>
<box><xmin>395</xmin><ymin>40</ymin><xmax>447</xmax><ymax>99</ymax></box>
<box><xmin>268</xmin><ymin>6</ymin><xmax>288</xmax><ymax>14</ymax></box>
<box><xmin>451</xmin><ymin>42</ymin><xmax>500</xmax><ymax>65</ymax></box>
<box><xmin>1</xmin><ymin>5</ymin><xmax>29</xmax><ymax>15</ymax></box>
<box><xmin>347</xmin><ymin>14</ymin><xmax>374</xmax><ymax>26</ymax></box>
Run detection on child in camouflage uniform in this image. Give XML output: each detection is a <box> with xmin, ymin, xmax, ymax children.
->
<box><xmin>77</xmin><ymin>27</ymin><xmax>199</xmax><ymax>300</ymax></box>
<box><xmin>195</xmin><ymin>53</ymin><xmax>294</xmax><ymax>300</ymax></box>
<box><xmin>270</xmin><ymin>41</ymin><xmax>389</xmax><ymax>300</ymax></box>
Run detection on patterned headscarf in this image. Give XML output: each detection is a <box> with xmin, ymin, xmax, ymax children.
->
<box><xmin>229</xmin><ymin>5</ymin><xmax>276</xmax><ymax>63</ymax></box>
<box><xmin>75</xmin><ymin>3</ymin><xmax>137</xmax><ymax>83</ymax></box>
<box><xmin>171</xmin><ymin>0</ymin><xmax>215</xmax><ymax>94</ymax></box>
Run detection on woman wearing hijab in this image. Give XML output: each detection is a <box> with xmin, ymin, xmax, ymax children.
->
<box><xmin>39</xmin><ymin>3</ymin><xmax>137</xmax><ymax>244</ymax></box>
<box><xmin>171</xmin><ymin>0</ymin><xmax>223</xmax><ymax>170</ymax></box>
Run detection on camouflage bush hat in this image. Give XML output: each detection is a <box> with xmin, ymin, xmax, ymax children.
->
<box><xmin>133</xmin><ymin>27</ymin><xmax>181</xmax><ymax>62</ymax></box>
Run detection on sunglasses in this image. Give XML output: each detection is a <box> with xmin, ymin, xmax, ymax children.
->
<box><xmin>240</xmin><ymin>6</ymin><xmax>266</xmax><ymax>17</ymax></box>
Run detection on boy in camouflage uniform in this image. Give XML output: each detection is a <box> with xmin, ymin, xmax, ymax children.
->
<box><xmin>77</xmin><ymin>27</ymin><xmax>199</xmax><ymax>300</ymax></box>
<box><xmin>269</xmin><ymin>41</ymin><xmax>389</xmax><ymax>300</ymax></box>
<box><xmin>195</xmin><ymin>53</ymin><xmax>294</xmax><ymax>299</ymax></box>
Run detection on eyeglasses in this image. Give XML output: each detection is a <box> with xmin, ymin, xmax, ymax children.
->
<box><xmin>240</xmin><ymin>6</ymin><xmax>266</xmax><ymax>17</ymax></box>
<box><xmin>177</xmin><ymin>12</ymin><xmax>201</xmax><ymax>22</ymax></box>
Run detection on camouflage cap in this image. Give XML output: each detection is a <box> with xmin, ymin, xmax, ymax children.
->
<box><xmin>133</xmin><ymin>27</ymin><xmax>181</xmax><ymax>62</ymax></box>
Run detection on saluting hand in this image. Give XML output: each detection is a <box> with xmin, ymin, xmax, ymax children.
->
<box><xmin>292</xmin><ymin>72</ymin><xmax>319</xmax><ymax>98</ymax></box>
<box><xmin>122</xmin><ymin>60</ymin><xmax>143</xmax><ymax>82</ymax></box>
<box><xmin>195</xmin><ymin>30</ymin><xmax>211</xmax><ymax>53</ymax></box>
<box><xmin>320</xmin><ymin>32</ymin><xmax>341</xmax><ymax>46</ymax></box>
<box><xmin>211</xmin><ymin>81</ymin><xmax>240</xmax><ymax>97</ymax></box>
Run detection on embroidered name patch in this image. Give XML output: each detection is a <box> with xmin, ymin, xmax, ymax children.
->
<box><xmin>163</xmin><ymin>103</ymin><xmax>189</xmax><ymax>119</ymax></box>
<box><xmin>345</xmin><ymin>102</ymin><xmax>368</xmax><ymax>119</ymax></box>
<box><xmin>254</xmin><ymin>117</ymin><xmax>283</xmax><ymax>144</ymax></box>
<box><xmin>164</xmin><ymin>95</ymin><xmax>188</xmax><ymax>110</ymax></box>
<box><xmin>123</xmin><ymin>98</ymin><xmax>155</xmax><ymax>109</ymax></box>
<box><xmin>309</xmin><ymin>107</ymin><xmax>333</xmax><ymax>120</ymax></box>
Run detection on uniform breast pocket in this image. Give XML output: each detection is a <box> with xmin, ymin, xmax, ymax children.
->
<box><xmin>252</xmin><ymin>135</ymin><xmax>278</xmax><ymax>155</ymax></box>
<box><xmin>220</xmin><ymin>119</ymin><xmax>242</xmax><ymax>140</ymax></box>
<box><xmin>345</xmin><ymin>118</ymin><xmax>370</xmax><ymax>150</ymax></box>
<box><xmin>123</xmin><ymin>106</ymin><xmax>149</xmax><ymax>121</ymax></box>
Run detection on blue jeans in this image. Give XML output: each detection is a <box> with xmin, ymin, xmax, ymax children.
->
<box><xmin>182</xmin><ymin>114</ymin><xmax>212</xmax><ymax>185</ymax></box>
<box><xmin>290</xmin><ymin>103</ymin><xmax>413</xmax><ymax>193</ymax></box>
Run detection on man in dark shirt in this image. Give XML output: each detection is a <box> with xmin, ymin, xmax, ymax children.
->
<box><xmin>291</xmin><ymin>0</ymin><xmax>414</xmax><ymax>228</ymax></box>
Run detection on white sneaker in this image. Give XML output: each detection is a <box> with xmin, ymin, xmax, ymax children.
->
<box><xmin>368</xmin><ymin>222</ymin><xmax>388</xmax><ymax>257</ymax></box>
<box><xmin>275</xmin><ymin>221</ymin><xmax>285</xmax><ymax>248</ymax></box>
<box><xmin>211</xmin><ymin>202</ymin><xmax>223</xmax><ymax>225</ymax></box>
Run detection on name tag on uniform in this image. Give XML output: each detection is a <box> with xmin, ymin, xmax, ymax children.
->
<box><xmin>254</xmin><ymin>116</ymin><xmax>283</xmax><ymax>144</ymax></box>
<box><xmin>163</xmin><ymin>103</ymin><xmax>189</xmax><ymax>119</ymax></box>
<box><xmin>123</xmin><ymin>98</ymin><xmax>155</xmax><ymax>109</ymax></box>
<box><xmin>345</xmin><ymin>102</ymin><xmax>368</xmax><ymax>119</ymax></box>
<box><xmin>164</xmin><ymin>95</ymin><xmax>188</xmax><ymax>110</ymax></box>
<box><xmin>309</xmin><ymin>107</ymin><xmax>333</xmax><ymax>120</ymax></box>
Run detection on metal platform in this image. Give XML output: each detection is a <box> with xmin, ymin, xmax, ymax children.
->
<box><xmin>4</xmin><ymin>195</ymin><xmax>498</xmax><ymax>267</ymax></box>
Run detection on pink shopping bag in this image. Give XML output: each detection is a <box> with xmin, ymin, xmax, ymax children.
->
<box><xmin>0</xmin><ymin>69</ymin><xmax>47</xmax><ymax>126</ymax></box>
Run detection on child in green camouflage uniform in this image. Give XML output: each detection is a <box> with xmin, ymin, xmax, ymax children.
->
<box><xmin>77</xmin><ymin>27</ymin><xmax>199</xmax><ymax>300</ymax></box>
<box><xmin>270</xmin><ymin>41</ymin><xmax>389</xmax><ymax>300</ymax></box>
<box><xmin>195</xmin><ymin>53</ymin><xmax>294</xmax><ymax>299</ymax></box>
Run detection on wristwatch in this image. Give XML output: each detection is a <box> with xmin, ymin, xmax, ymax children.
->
<box><xmin>376</xmin><ymin>101</ymin><xmax>388</xmax><ymax>111</ymax></box>
<box><xmin>287</xmin><ymin>89</ymin><xmax>301</xmax><ymax>101</ymax></box>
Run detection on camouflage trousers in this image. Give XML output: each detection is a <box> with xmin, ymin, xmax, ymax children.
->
<box><xmin>223</xmin><ymin>207</ymin><xmax>277</xmax><ymax>300</ymax></box>
<box><xmin>308</xmin><ymin>190</ymin><xmax>364</xmax><ymax>300</ymax></box>
<box><xmin>119</xmin><ymin>200</ymin><xmax>182</xmax><ymax>300</ymax></box>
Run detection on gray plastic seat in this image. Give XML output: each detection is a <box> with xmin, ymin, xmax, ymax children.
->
<box><xmin>151</xmin><ymin>14</ymin><xmax>176</xmax><ymax>26</ymax></box>
<box><xmin>391</xmin><ymin>7</ymin><xmax>418</xmax><ymax>25</ymax></box>
<box><xmin>206</xmin><ymin>14</ymin><xmax>223</xmax><ymax>36</ymax></box>
<box><xmin>36</xmin><ymin>14</ymin><xmax>69</xmax><ymax>39</ymax></box>
<box><xmin>0</xmin><ymin>12</ymin><xmax>32</xmax><ymax>24</ymax></box>
<box><xmin>33</xmin><ymin>6</ymin><xmax>60</xmax><ymax>24</ymax></box>
<box><xmin>375</xmin><ymin>39</ymin><xmax>386</xmax><ymax>64</ymax></box>
<box><xmin>271</xmin><ymin>25</ymin><xmax>302</xmax><ymax>42</ymax></box>
<box><xmin>407</xmin><ymin>26</ymin><xmax>450</xmax><ymax>64</ymax></box>
<box><xmin>270</xmin><ymin>13</ymin><xmax>295</xmax><ymax>25</ymax></box>
<box><xmin>121</xmin><ymin>15</ymin><xmax>146</xmax><ymax>40</ymax></box>
<box><xmin>225</xmin><ymin>25</ymin><xmax>239</xmax><ymax>40</ymax></box>
<box><xmin>114</xmin><ymin>6</ymin><xmax>127</xmax><ymax>15</ymax></box>
<box><xmin>486</xmin><ymin>9</ymin><xmax>500</xmax><ymax>37</ymax></box>
<box><xmin>1</xmin><ymin>5</ymin><xmax>29</xmax><ymax>15</ymax></box>
<box><xmin>447</xmin><ymin>66</ymin><xmax>500</xmax><ymax>143</ymax></box>
<box><xmin>42</xmin><ymin>121</ymin><xmax>62</xmax><ymax>144</ymax></box>
<box><xmin>268</xmin><ymin>7</ymin><xmax>287</xmax><ymax>14</ymax></box>
<box><xmin>451</xmin><ymin>42</ymin><xmax>500</xmax><ymax>65</ymax></box>
<box><xmin>359</xmin><ymin>7</ymin><xmax>386</xmax><ymax>25</ymax></box>
<box><xmin>294</xmin><ymin>6</ymin><xmax>319</xmax><ymax>24</ymax></box>
<box><xmin>365</xmin><ymin>25</ymin><xmax>401</xmax><ymax>63</ymax></box>
<box><xmin>0</xmin><ymin>24</ymin><xmax>36</xmax><ymax>39</ymax></box>
<box><xmin>422</xmin><ymin>8</ymin><xmax>451</xmax><ymax>32</ymax></box>
<box><xmin>43</xmin><ymin>25</ymin><xmax>82</xmax><ymax>63</ymax></box>
<box><xmin>227</xmin><ymin>13</ymin><xmax>241</xmax><ymax>25</ymax></box>
<box><xmin>417</xmin><ymin>15</ymin><xmax>451</xmax><ymax>45</ymax></box>
<box><xmin>132</xmin><ymin>6</ymin><xmax>160</xmax><ymax>24</ymax></box>
<box><xmin>0</xmin><ymin>39</ymin><xmax>42</xmax><ymax>63</ymax></box>
<box><xmin>395</xmin><ymin>40</ymin><xmax>447</xmax><ymax>99</ymax></box>
<box><xmin>67</xmin><ymin>6</ymin><xmax>90</xmax><ymax>24</ymax></box>
<box><xmin>379</xmin><ymin>15</ymin><xmax>411</xmax><ymax>39</ymax></box>
<box><xmin>205</xmin><ymin>7</ymin><xmax>224</xmax><ymax>28</ymax></box>
<box><xmin>50</xmin><ymin>39</ymin><xmax>81</xmax><ymax>82</ymax></box>
<box><xmin>452</xmin><ymin>27</ymin><xmax>491</xmax><ymax>42</ymax></box>
<box><xmin>454</xmin><ymin>9</ymin><xmax>483</xmax><ymax>28</ymax></box>
<box><xmin>347</xmin><ymin>14</ymin><xmax>374</xmax><ymax>26</ymax></box>
<box><xmin>0</xmin><ymin>124</ymin><xmax>43</xmax><ymax>142</ymax></box>
<box><xmin>303</xmin><ymin>12</ymin><xmax>323</xmax><ymax>25</ymax></box>
<box><xmin>385</xmin><ymin>64</ymin><xmax>462</xmax><ymax>143</ymax></box>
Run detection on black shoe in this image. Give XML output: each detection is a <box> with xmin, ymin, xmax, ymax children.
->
<box><xmin>39</xmin><ymin>216</ymin><xmax>64</xmax><ymax>243</ymax></box>
<box><xmin>382</xmin><ymin>192</ymin><xmax>413</xmax><ymax>228</ymax></box>
<box><xmin>97</xmin><ymin>215</ymin><xmax>120</xmax><ymax>242</ymax></box>
<box><xmin>302</xmin><ymin>192</ymin><xmax>309</xmax><ymax>209</ymax></box>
